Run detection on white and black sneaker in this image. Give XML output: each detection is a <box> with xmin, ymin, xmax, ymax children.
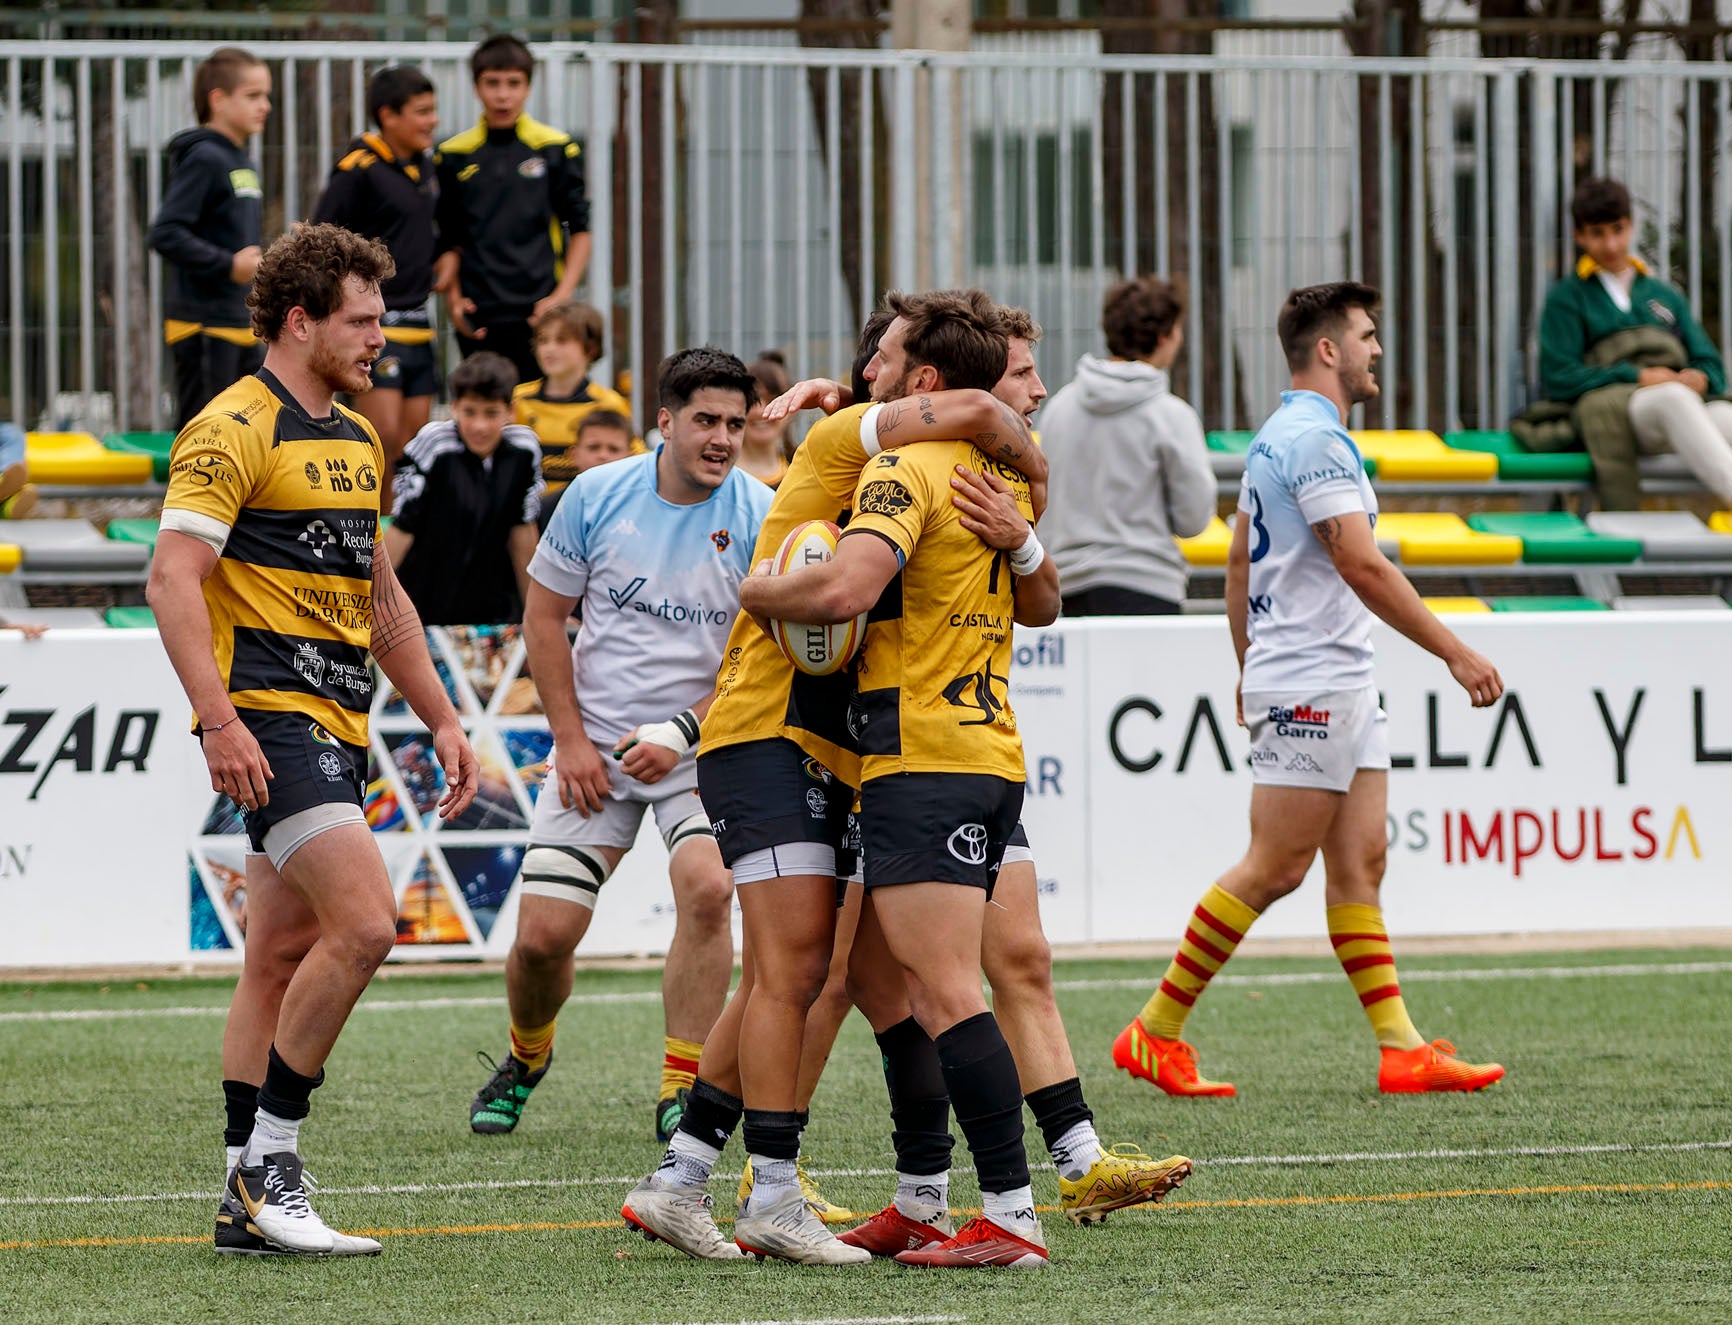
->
<box><xmin>214</xmin><ymin>1184</ymin><xmax>382</xmax><ymax>1257</ymax></box>
<box><xmin>226</xmin><ymin>1152</ymin><xmax>336</xmax><ymax>1254</ymax></box>
<box><xmin>734</xmin><ymin>1188</ymin><xmax>871</xmax><ymax>1265</ymax></box>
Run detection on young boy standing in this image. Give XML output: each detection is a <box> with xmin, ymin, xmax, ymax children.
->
<box><xmin>386</xmin><ymin>352</ymin><xmax>544</xmax><ymax>626</ymax></box>
<box><xmin>312</xmin><ymin>65</ymin><xmax>441</xmax><ymax>504</ymax></box>
<box><xmin>434</xmin><ymin>35</ymin><xmax>591</xmax><ymax>385</ymax></box>
<box><xmin>148</xmin><ymin>47</ymin><xmax>271</xmax><ymax>429</ymax></box>
<box><xmin>513</xmin><ymin>302</ymin><xmax>634</xmax><ymax>498</ymax></box>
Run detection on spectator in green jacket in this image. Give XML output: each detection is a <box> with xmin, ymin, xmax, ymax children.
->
<box><xmin>1539</xmin><ymin>176</ymin><xmax>1732</xmax><ymax>503</ymax></box>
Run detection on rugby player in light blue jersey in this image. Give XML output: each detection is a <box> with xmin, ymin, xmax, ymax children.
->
<box><xmin>467</xmin><ymin>347</ymin><xmax>771</xmax><ymax>1142</ymax></box>
<box><xmin>1113</xmin><ymin>282</ymin><xmax>1508</xmax><ymax>1099</ymax></box>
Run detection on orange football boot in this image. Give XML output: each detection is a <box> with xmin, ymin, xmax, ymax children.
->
<box><xmin>1112</xmin><ymin>1018</ymin><xmax>1236</xmax><ymax>1097</ymax></box>
<box><xmin>1378</xmin><ymin>1039</ymin><xmax>1505</xmax><ymax>1094</ymax></box>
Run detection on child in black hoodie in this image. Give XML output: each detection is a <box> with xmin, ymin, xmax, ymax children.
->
<box><xmin>148</xmin><ymin>47</ymin><xmax>271</xmax><ymax>429</ymax></box>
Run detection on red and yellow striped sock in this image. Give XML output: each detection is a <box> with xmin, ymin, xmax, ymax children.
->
<box><xmin>509</xmin><ymin>1018</ymin><xmax>556</xmax><ymax>1073</ymax></box>
<box><xmin>660</xmin><ymin>1036</ymin><xmax>702</xmax><ymax>1100</ymax></box>
<box><xmin>1327</xmin><ymin>903</ymin><xmax>1424</xmax><ymax>1050</ymax></box>
<box><xmin>1138</xmin><ymin>884</ymin><xmax>1261</xmax><ymax>1039</ymax></box>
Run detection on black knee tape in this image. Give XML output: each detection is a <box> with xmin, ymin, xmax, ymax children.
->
<box><xmin>741</xmin><ymin>1108</ymin><xmax>802</xmax><ymax>1162</ymax></box>
<box><xmin>256</xmin><ymin>1044</ymin><xmax>324</xmax><ymax>1123</ymax></box>
<box><xmin>934</xmin><ymin>1011</ymin><xmax>1030</xmax><ymax>1196</ymax></box>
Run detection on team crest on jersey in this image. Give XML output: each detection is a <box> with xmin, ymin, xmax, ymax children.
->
<box><xmin>518</xmin><ymin>156</ymin><xmax>548</xmax><ymax>179</ymax></box>
<box><xmin>710</xmin><ymin>529</ymin><xmax>731</xmax><ymax>553</ymax></box>
<box><xmin>299</xmin><ymin>519</ymin><xmax>335</xmax><ymax>559</ymax></box>
<box><xmin>293</xmin><ymin>642</ymin><xmax>328</xmax><ymax>689</ymax></box>
<box><xmin>305</xmin><ymin>461</ymin><xmax>322</xmax><ymax>488</ymax></box>
<box><xmin>357</xmin><ymin>464</ymin><xmax>378</xmax><ymax>493</ymax></box>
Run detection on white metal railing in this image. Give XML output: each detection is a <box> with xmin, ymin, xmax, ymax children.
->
<box><xmin>2</xmin><ymin>40</ymin><xmax>1729</xmax><ymax>437</ymax></box>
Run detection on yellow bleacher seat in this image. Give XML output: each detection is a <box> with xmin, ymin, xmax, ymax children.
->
<box><xmin>1423</xmin><ymin>596</ymin><xmax>1491</xmax><ymax>613</ymax></box>
<box><xmin>1709</xmin><ymin>511</ymin><xmax>1732</xmax><ymax>535</ymax></box>
<box><xmin>1351</xmin><ymin>429</ymin><xmax>1498</xmax><ymax>483</ymax></box>
<box><xmin>0</xmin><ymin>543</ymin><xmax>19</xmax><ymax>573</ymax></box>
<box><xmin>24</xmin><ymin>431</ymin><xmax>153</xmax><ymax>485</ymax></box>
<box><xmin>1372</xmin><ymin>512</ymin><xmax>1522</xmax><ymax>565</ymax></box>
<box><xmin>1177</xmin><ymin>515</ymin><xmax>1233</xmax><ymax>566</ymax></box>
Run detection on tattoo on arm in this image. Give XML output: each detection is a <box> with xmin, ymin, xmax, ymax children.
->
<box><xmin>877</xmin><ymin>402</ymin><xmax>904</xmax><ymax>435</ymax></box>
<box><xmin>371</xmin><ymin>541</ymin><xmax>425</xmax><ymax>657</ymax></box>
<box><xmin>919</xmin><ymin>394</ymin><xmax>937</xmax><ymax>426</ymax></box>
<box><xmin>1311</xmin><ymin>517</ymin><xmax>1342</xmax><ymax>556</ymax></box>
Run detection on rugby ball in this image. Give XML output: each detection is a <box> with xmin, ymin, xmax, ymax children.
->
<box><xmin>767</xmin><ymin>520</ymin><xmax>869</xmax><ymax>676</ymax></box>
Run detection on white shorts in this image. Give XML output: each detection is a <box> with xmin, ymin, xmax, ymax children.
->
<box><xmin>528</xmin><ymin>742</ymin><xmax>710</xmax><ymax>854</ymax></box>
<box><xmin>1242</xmin><ymin>686</ymin><xmax>1388</xmax><ymax>793</ymax></box>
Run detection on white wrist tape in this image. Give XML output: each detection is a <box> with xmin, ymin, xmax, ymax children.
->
<box><xmin>859</xmin><ymin>403</ymin><xmax>884</xmax><ymax>457</ymax></box>
<box><xmin>1009</xmin><ymin>524</ymin><xmax>1046</xmax><ymax>577</ymax></box>
<box><xmin>635</xmin><ymin>709</ymin><xmax>701</xmax><ymax>756</ymax></box>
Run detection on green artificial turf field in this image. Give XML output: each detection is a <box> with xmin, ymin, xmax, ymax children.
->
<box><xmin>2</xmin><ymin>948</ymin><xmax>1728</xmax><ymax>1323</ymax></box>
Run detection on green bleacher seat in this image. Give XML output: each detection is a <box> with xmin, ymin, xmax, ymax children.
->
<box><xmin>103</xmin><ymin>605</ymin><xmax>158</xmax><ymax>629</ymax></box>
<box><xmin>1465</xmin><ymin>512</ymin><xmax>1642</xmax><ymax>563</ymax></box>
<box><xmin>1486</xmin><ymin>596</ymin><xmax>1609</xmax><ymax>612</ymax></box>
<box><xmin>102</xmin><ymin>432</ymin><xmax>177</xmax><ymax>483</ymax></box>
<box><xmin>1205</xmin><ymin>431</ymin><xmax>1255</xmax><ymax>453</ymax></box>
<box><xmin>1444</xmin><ymin>430</ymin><xmax>1596</xmax><ymax>482</ymax></box>
<box><xmin>105</xmin><ymin>518</ymin><xmax>161</xmax><ymax>551</ymax></box>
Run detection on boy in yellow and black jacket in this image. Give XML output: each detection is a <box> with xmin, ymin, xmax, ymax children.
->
<box><xmin>148</xmin><ymin>47</ymin><xmax>272</xmax><ymax>429</ymax></box>
<box><xmin>434</xmin><ymin>35</ymin><xmax>591</xmax><ymax>386</ymax></box>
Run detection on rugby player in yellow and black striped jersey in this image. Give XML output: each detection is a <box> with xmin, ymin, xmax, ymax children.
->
<box><xmin>148</xmin><ymin>223</ymin><xmax>478</xmax><ymax>1261</ymax></box>
<box><xmin>737</xmin><ymin>290</ymin><xmax>1063</xmax><ymax>1268</ymax></box>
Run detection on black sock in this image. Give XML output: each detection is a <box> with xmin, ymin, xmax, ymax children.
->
<box><xmin>741</xmin><ymin>1108</ymin><xmax>802</xmax><ymax>1162</ymax></box>
<box><xmin>875</xmin><ymin>1016</ymin><xmax>954</xmax><ymax>1177</ymax></box>
<box><xmin>935</xmin><ymin>1011</ymin><xmax>1029</xmax><ymax>1196</ymax></box>
<box><xmin>256</xmin><ymin>1044</ymin><xmax>324</xmax><ymax>1123</ymax></box>
<box><xmin>222</xmin><ymin>1079</ymin><xmax>259</xmax><ymax>1150</ymax></box>
<box><xmin>674</xmin><ymin>1076</ymin><xmax>743</xmax><ymax>1150</ymax></box>
<box><xmin>1024</xmin><ymin>1077</ymin><xmax>1092</xmax><ymax>1157</ymax></box>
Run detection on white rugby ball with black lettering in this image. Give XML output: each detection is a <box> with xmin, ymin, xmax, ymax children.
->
<box><xmin>767</xmin><ymin>520</ymin><xmax>869</xmax><ymax>677</ymax></box>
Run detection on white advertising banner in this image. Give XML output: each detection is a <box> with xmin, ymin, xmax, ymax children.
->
<box><xmin>1072</xmin><ymin>613</ymin><xmax>1732</xmax><ymax>940</ymax></box>
<box><xmin>7</xmin><ymin>615</ymin><xmax>1732</xmax><ymax>969</ymax></box>
<box><xmin>0</xmin><ymin>631</ymin><xmax>195</xmax><ymax>966</ymax></box>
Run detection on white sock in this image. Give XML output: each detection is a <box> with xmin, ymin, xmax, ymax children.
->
<box><xmin>240</xmin><ymin>1107</ymin><xmax>302</xmax><ymax>1166</ymax></box>
<box><xmin>1050</xmin><ymin>1119</ymin><xmax>1103</xmax><ymax>1181</ymax></box>
<box><xmin>658</xmin><ymin>1131</ymin><xmax>720</xmax><ymax>1189</ymax></box>
<box><xmin>748</xmin><ymin>1154</ymin><xmax>799</xmax><ymax>1206</ymax></box>
<box><xmin>224</xmin><ymin>1144</ymin><xmax>242</xmax><ymax>1180</ymax></box>
<box><xmin>893</xmin><ymin>1171</ymin><xmax>949</xmax><ymax>1223</ymax></box>
<box><xmin>982</xmin><ymin>1184</ymin><xmax>1039</xmax><ymax>1236</ymax></box>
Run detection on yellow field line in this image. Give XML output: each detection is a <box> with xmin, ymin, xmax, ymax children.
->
<box><xmin>2</xmin><ymin>1180</ymin><xmax>1724</xmax><ymax>1253</ymax></box>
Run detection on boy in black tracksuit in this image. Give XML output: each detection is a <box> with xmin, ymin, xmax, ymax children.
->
<box><xmin>434</xmin><ymin>35</ymin><xmax>591</xmax><ymax>385</ymax></box>
<box><xmin>147</xmin><ymin>47</ymin><xmax>272</xmax><ymax>429</ymax></box>
<box><xmin>311</xmin><ymin>65</ymin><xmax>441</xmax><ymax>507</ymax></box>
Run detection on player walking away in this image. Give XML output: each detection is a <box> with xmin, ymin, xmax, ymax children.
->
<box><xmin>148</xmin><ymin>47</ymin><xmax>270</xmax><ymax>430</ymax></box>
<box><xmin>1113</xmin><ymin>282</ymin><xmax>1506</xmax><ymax>1099</ymax></box>
<box><xmin>767</xmin><ymin>310</ymin><xmax>1190</xmax><ymax>1250</ymax></box>
<box><xmin>311</xmin><ymin>64</ymin><xmax>442</xmax><ymax>511</ymax></box>
<box><xmin>386</xmin><ymin>352</ymin><xmax>544</xmax><ymax>626</ymax></box>
<box><xmin>738</xmin><ymin>289</ymin><xmax>1053</xmax><ymax>1269</ymax></box>
<box><xmin>467</xmin><ymin>348</ymin><xmax>769</xmax><ymax>1146</ymax></box>
<box><xmin>147</xmin><ymin>223</ymin><xmax>479</xmax><ymax>1257</ymax></box>
<box><xmin>434</xmin><ymin>35</ymin><xmax>591</xmax><ymax>385</ymax></box>
<box><xmin>513</xmin><ymin>302</ymin><xmax>635</xmax><ymax>502</ymax></box>
<box><xmin>621</xmin><ymin>309</ymin><xmax>1045</xmax><ymax>1264</ymax></box>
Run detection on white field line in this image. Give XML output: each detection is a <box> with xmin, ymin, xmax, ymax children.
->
<box><xmin>3</xmin><ymin>960</ymin><xmax>1727</xmax><ymax>1024</ymax></box>
<box><xmin>693</xmin><ymin>1319</ymin><xmax>963</xmax><ymax>1325</ymax></box>
<box><xmin>2</xmin><ymin>1139</ymin><xmax>1725</xmax><ymax>1209</ymax></box>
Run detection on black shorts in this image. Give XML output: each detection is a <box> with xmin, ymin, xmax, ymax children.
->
<box><xmin>698</xmin><ymin>738</ymin><xmax>856</xmax><ymax>873</ymax></box>
<box><xmin>858</xmin><ymin>772</ymin><xmax>1024</xmax><ymax>891</ymax></box>
<box><xmin>170</xmin><ymin>333</ymin><xmax>264</xmax><ymax>431</ymax></box>
<box><xmin>369</xmin><ymin>340</ymin><xmax>439</xmax><ymax>399</ymax></box>
<box><xmin>232</xmin><ymin>709</ymin><xmax>368</xmax><ymax>855</ymax></box>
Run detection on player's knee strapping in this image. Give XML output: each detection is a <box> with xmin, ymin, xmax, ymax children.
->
<box><xmin>519</xmin><ymin>844</ymin><xmax>614</xmax><ymax>910</ymax></box>
<box><xmin>662</xmin><ymin>810</ymin><xmax>714</xmax><ymax>862</ymax></box>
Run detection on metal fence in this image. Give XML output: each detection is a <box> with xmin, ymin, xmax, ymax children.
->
<box><xmin>2</xmin><ymin>39</ymin><xmax>1730</xmax><ymax>437</ymax></box>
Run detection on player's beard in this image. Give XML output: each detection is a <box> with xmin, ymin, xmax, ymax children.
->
<box><xmin>1346</xmin><ymin>362</ymin><xmax>1380</xmax><ymax>407</ymax></box>
<box><xmin>870</xmin><ymin>368</ymin><xmax>911</xmax><ymax>404</ymax></box>
<box><xmin>308</xmin><ymin>334</ymin><xmax>374</xmax><ymax>396</ymax></box>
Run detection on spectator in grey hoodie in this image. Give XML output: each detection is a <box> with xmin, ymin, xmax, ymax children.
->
<box><xmin>1040</xmin><ymin>276</ymin><xmax>1215</xmax><ymax>615</ymax></box>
